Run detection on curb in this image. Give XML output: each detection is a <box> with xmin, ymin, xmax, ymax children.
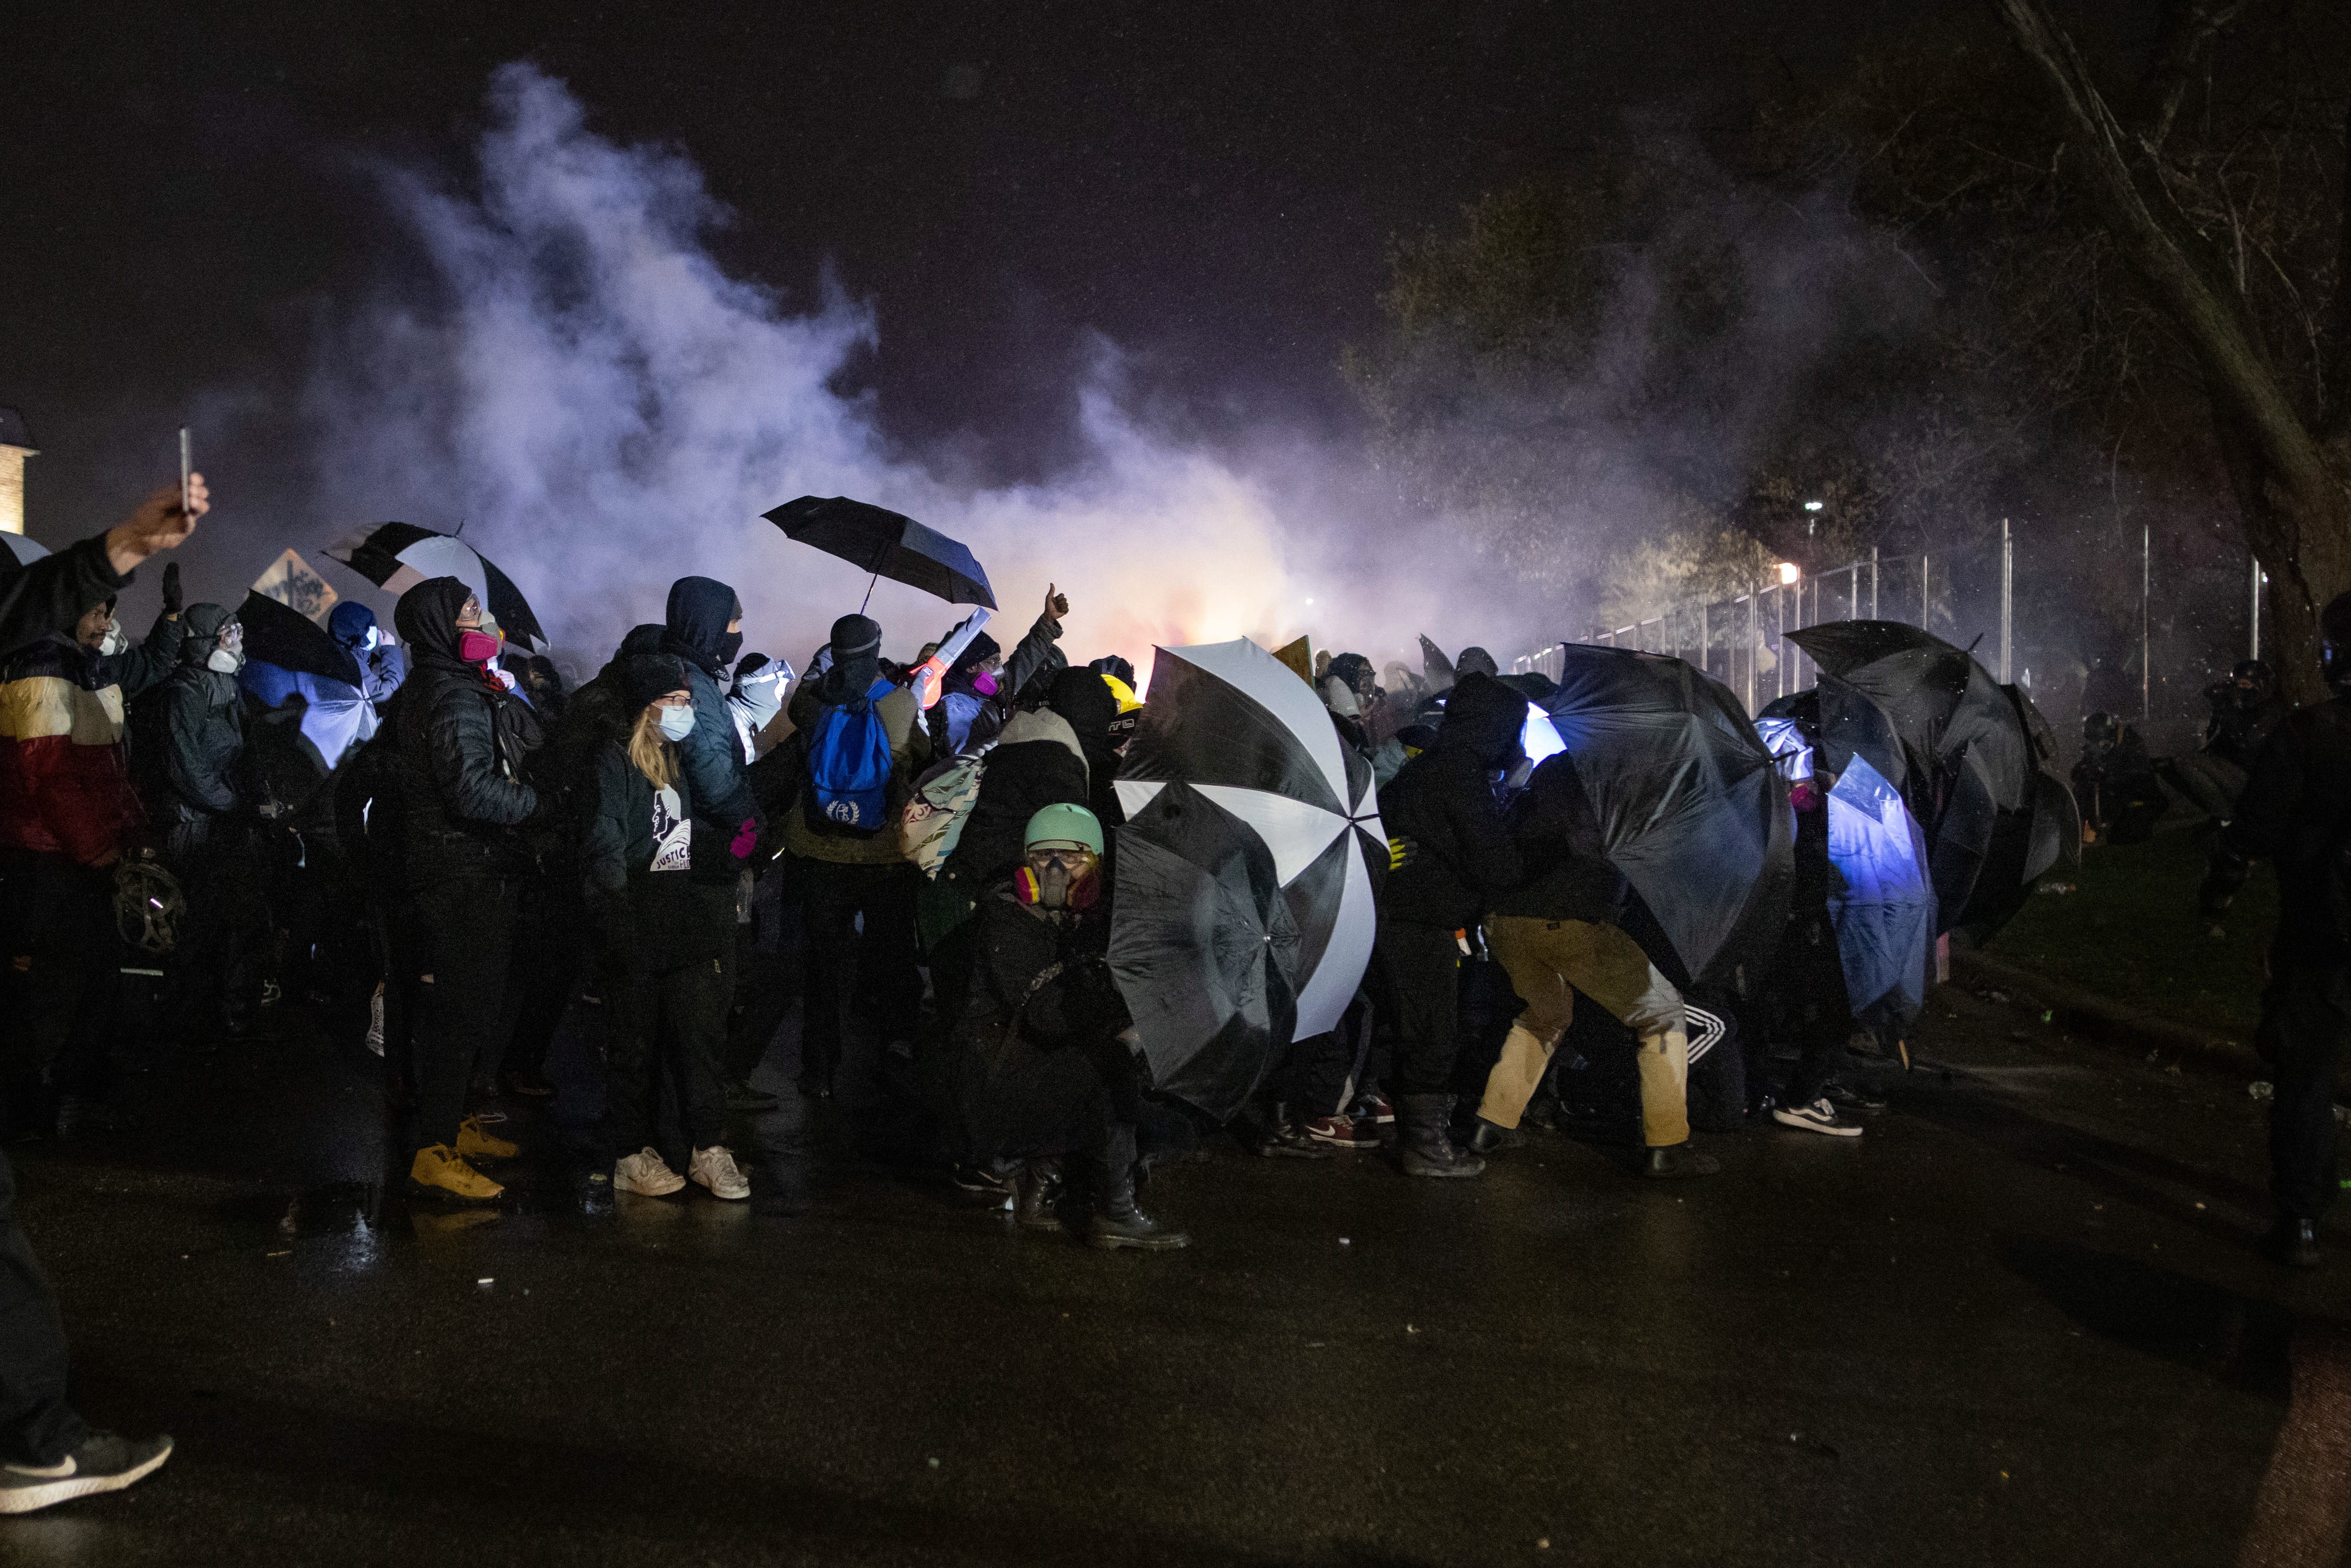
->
<box><xmin>1947</xmin><ymin>947</ymin><xmax>2264</xmax><ymax>1078</ymax></box>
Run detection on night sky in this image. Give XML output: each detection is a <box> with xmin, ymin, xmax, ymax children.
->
<box><xmin>2</xmin><ymin>0</ymin><xmax>1954</xmax><ymax>541</ymax></box>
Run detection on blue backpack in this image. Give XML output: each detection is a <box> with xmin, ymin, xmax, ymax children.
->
<box><xmin>805</xmin><ymin>678</ymin><xmax>897</xmax><ymax>834</ymax></box>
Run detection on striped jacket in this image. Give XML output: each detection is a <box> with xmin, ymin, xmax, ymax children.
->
<box><xmin>0</xmin><ymin>615</ymin><xmax>184</xmax><ymax>864</ymax></box>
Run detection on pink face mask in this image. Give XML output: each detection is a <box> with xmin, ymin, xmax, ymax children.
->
<box><xmin>972</xmin><ymin>670</ymin><xmax>1000</xmax><ymax>697</ymax></box>
<box><xmin>456</xmin><ymin>630</ymin><xmax>502</xmax><ymax>666</ymax></box>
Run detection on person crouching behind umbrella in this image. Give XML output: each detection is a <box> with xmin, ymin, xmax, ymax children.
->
<box><xmin>585</xmin><ymin>655</ymin><xmax>751</xmax><ymax>1202</ymax></box>
<box><xmin>950</xmin><ymin>804</ymin><xmax>1185</xmax><ymax>1251</ymax></box>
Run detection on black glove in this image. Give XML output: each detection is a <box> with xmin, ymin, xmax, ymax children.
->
<box><xmin>161</xmin><ymin>562</ymin><xmax>183</xmax><ymax>617</ymax></box>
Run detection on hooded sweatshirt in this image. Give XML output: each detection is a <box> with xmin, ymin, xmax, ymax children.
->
<box><xmin>389</xmin><ymin>576</ymin><xmax>541</xmax><ymax>884</ymax></box>
<box><xmin>0</xmin><ymin>598</ymin><xmax>184</xmax><ymax>862</ymax></box>
<box><xmin>329</xmin><ymin>600</ymin><xmax>407</xmax><ymax>706</ymax></box>
<box><xmin>661</xmin><ymin>576</ymin><xmax>761</xmax><ymax>878</ymax></box>
<box><xmin>1377</xmin><ymin>671</ymin><xmax>1525</xmax><ymax>929</ymax></box>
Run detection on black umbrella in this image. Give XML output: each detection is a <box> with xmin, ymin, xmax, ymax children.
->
<box><xmin>325</xmin><ymin>522</ymin><xmax>549</xmax><ymax>650</ymax></box>
<box><xmin>236</xmin><ymin>590</ymin><xmax>361</xmax><ymax>689</ymax></box>
<box><xmin>762</xmin><ymin>495</ymin><xmax>996</xmax><ymax>610</ymax></box>
<box><xmin>1109</xmin><ymin>780</ymin><xmax>1300</xmax><ymax>1120</ymax></box>
<box><xmin>1788</xmin><ymin>620</ymin><xmax>2077</xmax><ymax>941</ymax></box>
<box><xmin>1539</xmin><ymin>647</ymin><xmax>1792</xmax><ymax>989</ymax></box>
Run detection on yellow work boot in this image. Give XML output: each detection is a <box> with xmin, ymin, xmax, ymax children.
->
<box><xmin>456</xmin><ymin>1116</ymin><xmax>518</xmax><ymax>1161</ymax></box>
<box><xmin>408</xmin><ymin>1145</ymin><xmax>503</xmax><ymax>1202</ymax></box>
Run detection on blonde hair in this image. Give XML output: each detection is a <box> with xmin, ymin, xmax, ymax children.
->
<box><xmin>628</xmin><ymin>705</ymin><xmax>678</xmax><ymax>792</ymax></box>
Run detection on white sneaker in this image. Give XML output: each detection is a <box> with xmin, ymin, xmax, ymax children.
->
<box><xmin>689</xmin><ymin>1145</ymin><xmax>750</xmax><ymax>1201</ymax></box>
<box><xmin>614</xmin><ymin>1147</ymin><xmax>685</xmax><ymax>1196</ymax></box>
<box><xmin>1772</xmin><ymin>1097</ymin><xmax>1864</xmax><ymax>1138</ymax></box>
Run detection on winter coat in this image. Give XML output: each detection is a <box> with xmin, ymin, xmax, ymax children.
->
<box><xmin>930</xmin><ymin>612</ymin><xmax>1067</xmax><ymax>760</ymax></box>
<box><xmin>390</xmin><ymin>578</ymin><xmax>542</xmax><ymax>886</ymax></box>
<box><xmin>784</xmin><ymin>679</ymin><xmax>932</xmax><ymax>866</ymax></box>
<box><xmin>942</xmin><ymin>708</ymin><xmax>1090</xmax><ymax>893</ymax></box>
<box><xmin>142</xmin><ymin>603</ymin><xmax>249</xmax><ymax>825</ymax></box>
<box><xmin>0</xmin><ymin>537</ymin><xmax>132</xmax><ymax>665</ymax></box>
<box><xmin>1378</xmin><ymin>672</ymin><xmax>1525</xmax><ymax>930</ymax></box>
<box><xmin>0</xmin><ymin>610</ymin><xmax>183</xmax><ymax>863</ymax></box>
<box><xmin>1490</xmin><ymin>752</ymin><xmax>1626</xmax><ymax>926</ymax></box>
<box><xmin>661</xmin><ymin>580</ymin><xmax>761</xmax><ymax>879</ymax></box>
<box><xmin>949</xmin><ymin>888</ymin><xmax>1134</xmax><ymax>1163</ymax></box>
<box><xmin>581</xmin><ymin>738</ymin><xmax>727</xmax><ymax>970</ymax></box>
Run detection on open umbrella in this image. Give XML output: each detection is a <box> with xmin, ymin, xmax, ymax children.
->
<box><xmin>763</xmin><ymin>495</ymin><xmax>995</xmax><ymax>610</ymax></box>
<box><xmin>1539</xmin><ymin>647</ymin><xmax>1791</xmax><ymax>989</ymax></box>
<box><xmin>1109</xmin><ymin>780</ymin><xmax>1300</xmax><ymax>1118</ymax></box>
<box><xmin>235</xmin><ymin>590</ymin><xmax>376</xmax><ymax>772</ymax></box>
<box><xmin>1113</xmin><ymin>636</ymin><xmax>1386</xmax><ymax>1050</ymax></box>
<box><xmin>326</xmin><ymin>522</ymin><xmax>549</xmax><ymax>650</ymax></box>
<box><xmin>1789</xmin><ymin>621</ymin><xmax>2075</xmax><ymax>941</ymax></box>
<box><xmin>1823</xmin><ymin>755</ymin><xmax>1936</xmax><ymax>1029</ymax></box>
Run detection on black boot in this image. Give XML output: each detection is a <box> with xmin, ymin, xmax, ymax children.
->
<box><xmin>1086</xmin><ymin>1125</ymin><xmax>1188</xmax><ymax>1251</ymax></box>
<box><xmin>1017</xmin><ymin>1158</ymin><xmax>1065</xmax><ymax>1231</ymax></box>
<box><xmin>1396</xmin><ymin>1094</ymin><xmax>1484</xmax><ymax>1178</ymax></box>
<box><xmin>1642</xmin><ymin>1141</ymin><xmax>1720</xmax><ymax>1179</ymax></box>
<box><xmin>1254</xmin><ymin>1103</ymin><xmax>1336</xmax><ymax>1160</ymax></box>
<box><xmin>2265</xmin><ymin>1216</ymin><xmax>2322</xmax><ymax>1269</ymax></box>
<box><xmin>1465</xmin><ymin>1117</ymin><xmax>1522</xmax><ymax>1156</ymax></box>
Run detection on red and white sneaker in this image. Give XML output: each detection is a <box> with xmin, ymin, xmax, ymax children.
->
<box><xmin>1353</xmin><ymin>1093</ymin><xmax>1395</xmax><ymax>1126</ymax></box>
<box><xmin>1303</xmin><ymin>1114</ymin><xmax>1381</xmax><ymax>1150</ymax></box>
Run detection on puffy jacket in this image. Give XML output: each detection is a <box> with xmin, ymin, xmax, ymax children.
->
<box><xmin>581</xmin><ymin>737</ymin><xmax>728</xmax><ymax>970</ymax></box>
<box><xmin>1378</xmin><ymin>672</ymin><xmax>1525</xmax><ymax>929</ymax></box>
<box><xmin>942</xmin><ymin>708</ymin><xmax>1090</xmax><ymax>892</ymax></box>
<box><xmin>390</xmin><ymin>578</ymin><xmax>541</xmax><ymax>885</ymax></box>
<box><xmin>0</xmin><ymin>610</ymin><xmax>183</xmax><ymax>863</ymax></box>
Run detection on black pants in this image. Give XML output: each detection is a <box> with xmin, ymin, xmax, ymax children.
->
<box><xmin>0</xmin><ymin>1149</ymin><xmax>84</xmax><ymax>1467</ymax></box>
<box><xmin>366</xmin><ymin>892</ymin><xmax>426</xmax><ymax>1108</ymax></box>
<box><xmin>794</xmin><ymin>856</ymin><xmax>921</xmax><ymax>1079</ymax></box>
<box><xmin>723</xmin><ymin>893</ymin><xmax>798</xmax><ymax>1084</ymax></box>
<box><xmin>1775</xmin><ymin>910</ymin><xmax>1853</xmax><ymax>1105</ymax></box>
<box><xmin>0</xmin><ymin>852</ymin><xmax>119</xmax><ymax>1120</ymax></box>
<box><xmin>1369</xmin><ymin>922</ymin><xmax>1465</xmax><ymax>1096</ymax></box>
<box><xmin>1279</xmin><ymin>992</ymin><xmax>1377</xmax><ymax>1118</ymax></box>
<box><xmin>408</xmin><ymin>876</ymin><xmax>520</xmax><ymax>1151</ymax></box>
<box><xmin>605</xmin><ymin>951</ymin><xmax>730</xmax><ymax>1167</ymax></box>
<box><xmin>165</xmin><ymin>817</ymin><xmax>270</xmax><ymax>1030</ymax></box>
<box><xmin>2255</xmin><ymin>963</ymin><xmax>2348</xmax><ymax>1222</ymax></box>
<box><xmin>497</xmin><ymin>870</ymin><xmax>580</xmax><ymax>1085</ymax></box>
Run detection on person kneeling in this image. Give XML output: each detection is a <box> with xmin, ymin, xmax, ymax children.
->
<box><xmin>585</xmin><ymin>656</ymin><xmax>750</xmax><ymax>1201</ymax></box>
<box><xmin>950</xmin><ymin>805</ymin><xmax>1184</xmax><ymax>1251</ymax></box>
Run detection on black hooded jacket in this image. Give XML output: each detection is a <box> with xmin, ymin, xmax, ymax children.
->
<box><xmin>545</xmin><ymin>624</ymin><xmax>665</xmax><ymax>820</ymax></box>
<box><xmin>141</xmin><ymin>601</ymin><xmax>248</xmax><ymax>822</ymax></box>
<box><xmin>662</xmin><ymin>578</ymin><xmax>760</xmax><ymax>877</ymax></box>
<box><xmin>390</xmin><ymin>576</ymin><xmax>542</xmax><ymax>884</ymax></box>
<box><xmin>1491</xmin><ymin>752</ymin><xmax>1627</xmax><ymax>925</ymax></box>
<box><xmin>1378</xmin><ymin>672</ymin><xmax>1525</xmax><ymax>929</ymax></box>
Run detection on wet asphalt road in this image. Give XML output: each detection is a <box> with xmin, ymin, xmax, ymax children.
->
<box><xmin>4</xmin><ymin>980</ymin><xmax>2347</xmax><ymax>1567</ymax></box>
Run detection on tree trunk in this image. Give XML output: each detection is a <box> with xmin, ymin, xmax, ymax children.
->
<box><xmin>1996</xmin><ymin>0</ymin><xmax>2351</xmax><ymax>705</ymax></box>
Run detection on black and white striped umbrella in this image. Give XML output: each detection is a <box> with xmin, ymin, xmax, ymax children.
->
<box><xmin>1113</xmin><ymin>637</ymin><xmax>1386</xmax><ymax>1049</ymax></box>
<box><xmin>325</xmin><ymin>522</ymin><xmax>548</xmax><ymax>651</ymax></box>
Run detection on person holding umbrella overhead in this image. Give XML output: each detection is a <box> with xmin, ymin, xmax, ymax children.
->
<box><xmin>1371</xmin><ymin>671</ymin><xmax>1526</xmax><ymax>1178</ymax></box>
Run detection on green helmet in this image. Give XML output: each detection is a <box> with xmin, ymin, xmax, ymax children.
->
<box><xmin>1024</xmin><ymin>802</ymin><xmax>1103</xmax><ymax>856</ymax></box>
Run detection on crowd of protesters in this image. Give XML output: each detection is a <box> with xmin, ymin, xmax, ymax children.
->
<box><xmin>0</xmin><ymin>465</ymin><xmax>2343</xmax><ymax>1513</ymax></box>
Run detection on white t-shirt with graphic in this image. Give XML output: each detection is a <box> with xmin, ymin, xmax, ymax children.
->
<box><xmin>650</xmin><ymin>784</ymin><xmax>692</xmax><ymax>874</ymax></box>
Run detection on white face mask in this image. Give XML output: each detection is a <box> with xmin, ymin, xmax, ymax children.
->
<box><xmin>206</xmin><ymin>647</ymin><xmax>242</xmax><ymax>675</ymax></box>
<box><xmin>98</xmin><ymin>621</ymin><xmax>126</xmax><ymax>657</ymax></box>
<box><xmin>657</xmin><ymin>704</ymin><xmax>696</xmax><ymax>742</ymax></box>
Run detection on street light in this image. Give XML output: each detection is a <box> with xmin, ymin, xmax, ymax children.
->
<box><xmin>1802</xmin><ymin>500</ymin><xmax>1824</xmax><ymax>512</ymax></box>
<box><xmin>1777</xmin><ymin>561</ymin><xmax>1801</xmax><ymax>585</ymax></box>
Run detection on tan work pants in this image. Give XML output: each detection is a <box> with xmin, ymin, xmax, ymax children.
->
<box><xmin>1480</xmin><ymin>915</ymin><xmax>1690</xmax><ymax>1148</ymax></box>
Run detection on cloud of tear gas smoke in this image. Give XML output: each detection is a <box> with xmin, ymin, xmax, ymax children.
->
<box><xmin>291</xmin><ymin>62</ymin><xmax>1493</xmax><ymax>686</ymax></box>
